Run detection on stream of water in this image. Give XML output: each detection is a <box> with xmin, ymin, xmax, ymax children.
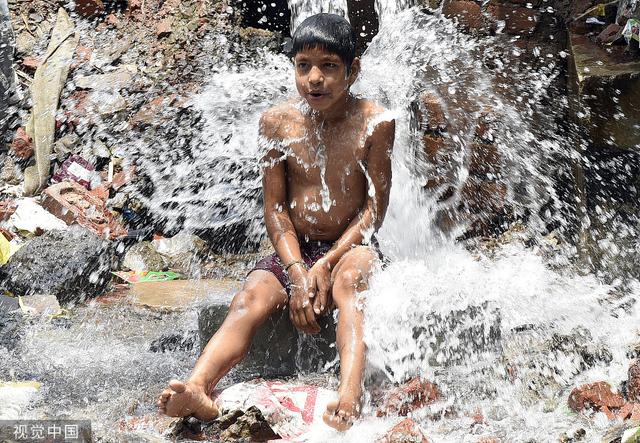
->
<box><xmin>1</xmin><ymin>1</ymin><xmax>639</xmax><ymax>442</ymax></box>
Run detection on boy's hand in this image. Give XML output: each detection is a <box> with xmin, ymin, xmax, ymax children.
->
<box><xmin>288</xmin><ymin>265</ymin><xmax>321</xmax><ymax>334</ymax></box>
<box><xmin>308</xmin><ymin>258</ymin><xmax>331</xmax><ymax>316</ymax></box>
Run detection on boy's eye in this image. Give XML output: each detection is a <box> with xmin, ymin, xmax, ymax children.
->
<box><xmin>296</xmin><ymin>62</ymin><xmax>309</xmax><ymax>69</ymax></box>
<box><xmin>324</xmin><ymin>63</ymin><xmax>338</xmax><ymax>69</ymax></box>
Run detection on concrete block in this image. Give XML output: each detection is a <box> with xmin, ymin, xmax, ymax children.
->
<box><xmin>199</xmin><ymin>297</ymin><xmax>337</xmax><ymax>378</ymax></box>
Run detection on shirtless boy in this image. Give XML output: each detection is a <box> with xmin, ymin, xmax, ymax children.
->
<box><xmin>158</xmin><ymin>13</ymin><xmax>395</xmax><ymax>431</ymax></box>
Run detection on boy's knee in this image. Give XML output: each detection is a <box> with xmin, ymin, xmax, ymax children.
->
<box><xmin>230</xmin><ymin>289</ymin><xmax>263</xmax><ymax>315</ymax></box>
<box><xmin>334</xmin><ymin>268</ymin><xmax>365</xmax><ymax>294</ymax></box>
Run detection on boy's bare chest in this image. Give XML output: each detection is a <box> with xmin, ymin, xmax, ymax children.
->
<box><xmin>281</xmin><ymin>122</ymin><xmax>369</xmax><ymax>183</ymax></box>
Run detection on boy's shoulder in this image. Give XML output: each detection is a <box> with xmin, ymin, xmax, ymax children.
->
<box><xmin>260</xmin><ymin>100</ymin><xmax>303</xmax><ymax>136</ymax></box>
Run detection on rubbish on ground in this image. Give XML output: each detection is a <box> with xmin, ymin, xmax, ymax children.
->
<box><xmin>127</xmin><ymin>279</ymin><xmax>240</xmax><ymax>310</ymax></box>
<box><xmin>213</xmin><ymin>380</ymin><xmax>335</xmax><ymax>441</ymax></box>
<box><xmin>622</xmin><ymin>18</ymin><xmax>640</xmax><ymax>42</ymax></box>
<box><xmin>24</xmin><ymin>8</ymin><xmax>79</xmax><ymax>196</ymax></box>
<box><xmin>113</xmin><ymin>270</ymin><xmax>183</xmax><ymax>284</ymax></box>
<box><xmin>8</xmin><ymin>198</ymin><xmax>68</xmax><ymax>234</ymax></box>
<box><xmin>51</xmin><ymin>154</ymin><xmax>98</xmax><ymax>189</ymax></box>
<box><xmin>41</xmin><ymin>181</ymin><xmax>128</xmax><ymax>239</ymax></box>
<box><xmin>586</xmin><ymin>17</ymin><xmax>606</xmax><ymax>24</ymax></box>
<box><xmin>0</xmin><ymin>234</ymin><xmax>21</xmax><ymax>265</ymax></box>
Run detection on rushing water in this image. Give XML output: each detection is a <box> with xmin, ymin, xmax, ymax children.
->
<box><xmin>2</xmin><ymin>1</ymin><xmax>639</xmax><ymax>442</ymax></box>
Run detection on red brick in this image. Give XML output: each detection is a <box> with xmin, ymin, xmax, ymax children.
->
<box><xmin>0</xmin><ymin>201</ymin><xmax>17</xmax><ymax>221</ymax></box>
<box><xmin>10</xmin><ymin>127</ymin><xmax>33</xmax><ymax>159</ymax></box>
<box><xmin>377</xmin><ymin>377</ymin><xmax>441</xmax><ymax>417</ymax></box>
<box><xmin>568</xmin><ymin>381</ymin><xmax>626</xmax><ymax>415</ymax></box>
<box><xmin>42</xmin><ymin>181</ymin><xmax>128</xmax><ymax>240</ymax></box>
<box><xmin>378</xmin><ymin>418</ymin><xmax>430</xmax><ymax>443</ymax></box>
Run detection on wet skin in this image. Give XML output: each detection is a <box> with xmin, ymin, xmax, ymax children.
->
<box><xmin>158</xmin><ymin>46</ymin><xmax>395</xmax><ymax>432</ymax></box>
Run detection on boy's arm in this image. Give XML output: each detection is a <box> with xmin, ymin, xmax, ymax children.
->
<box><xmin>260</xmin><ymin>112</ymin><xmax>321</xmax><ymax>334</ymax></box>
<box><xmin>322</xmin><ymin>118</ymin><xmax>395</xmax><ymax>267</ymax></box>
<box><xmin>310</xmin><ymin>117</ymin><xmax>394</xmax><ymax>314</ymax></box>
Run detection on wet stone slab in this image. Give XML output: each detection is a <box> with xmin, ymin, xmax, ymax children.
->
<box><xmin>568</xmin><ymin>33</ymin><xmax>640</xmax><ymax>150</ymax></box>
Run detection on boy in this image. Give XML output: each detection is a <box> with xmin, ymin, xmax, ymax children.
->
<box><xmin>158</xmin><ymin>13</ymin><xmax>395</xmax><ymax>431</ymax></box>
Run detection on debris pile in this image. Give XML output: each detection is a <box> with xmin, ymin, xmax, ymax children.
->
<box><xmin>0</xmin><ymin>0</ymin><xmax>272</xmax><ymax>305</ymax></box>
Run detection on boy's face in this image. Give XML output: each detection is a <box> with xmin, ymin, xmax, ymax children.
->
<box><xmin>294</xmin><ymin>46</ymin><xmax>359</xmax><ymax>114</ymax></box>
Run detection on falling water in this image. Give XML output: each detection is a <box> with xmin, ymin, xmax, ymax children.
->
<box><xmin>3</xmin><ymin>0</ymin><xmax>639</xmax><ymax>440</ymax></box>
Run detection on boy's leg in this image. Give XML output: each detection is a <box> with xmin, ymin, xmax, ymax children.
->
<box><xmin>158</xmin><ymin>270</ymin><xmax>288</xmax><ymax>420</ymax></box>
<box><xmin>323</xmin><ymin>246</ymin><xmax>377</xmax><ymax>431</ymax></box>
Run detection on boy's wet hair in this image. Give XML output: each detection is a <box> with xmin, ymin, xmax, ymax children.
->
<box><xmin>291</xmin><ymin>13</ymin><xmax>357</xmax><ymax>72</ymax></box>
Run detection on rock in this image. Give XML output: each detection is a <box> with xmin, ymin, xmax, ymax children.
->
<box><xmin>87</xmin><ymin>91</ymin><xmax>127</xmax><ymax>116</ymax></box>
<box><xmin>377</xmin><ymin>418</ymin><xmax>430</xmax><ymax>443</ymax></box>
<box><xmin>0</xmin><ymin>295</ymin><xmax>22</xmax><ymax>350</ymax></box>
<box><xmin>410</xmin><ymin>302</ymin><xmax>501</xmax><ymax>366</ymax></box>
<box><xmin>19</xmin><ymin>293</ymin><xmax>62</xmax><ymax>316</ymax></box>
<box><xmin>199</xmin><ymin>295</ymin><xmax>337</xmax><ymax>378</ymax></box>
<box><xmin>442</xmin><ymin>1</ymin><xmax>489</xmax><ymax>34</ymax></box>
<box><xmin>75</xmin><ymin>0</ymin><xmax>105</xmax><ymax>17</ymax></box>
<box><xmin>568</xmin><ymin>381</ymin><xmax>626</xmax><ymax>415</ymax></box>
<box><xmin>129</xmin><ymin>95</ymin><xmax>179</xmax><ymax>127</ymax></box>
<box><xmin>75</xmin><ymin>65</ymin><xmax>137</xmax><ymax>91</ymax></box>
<box><xmin>149</xmin><ymin>330</ymin><xmax>197</xmax><ymax>353</ymax></box>
<box><xmin>486</xmin><ymin>4</ymin><xmax>540</xmax><ymax>35</ymax></box>
<box><xmin>628</xmin><ymin>360</ymin><xmax>640</xmax><ymax>401</ymax></box>
<box><xmin>0</xmin><ymin>226</ymin><xmax>115</xmax><ymax>304</ymax></box>
<box><xmin>157</xmin><ymin>20</ymin><xmax>173</xmax><ymax>38</ymax></box>
<box><xmin>41</xmin><ymin>181</ymin><xmax>128</xmax><ymax>240</ymax></box>
<box><xmin>219</xmin><ymin>406</ymin><xmax>279</xmax><ymax>441</ymax></box>
<box><xmin>559</xmin><ymin>428</ymin><xmax>586</xmax><ymax>442</ymax></box>
<box><xmin>218</xmin><ymin>409</ymin><xmax>244</xmax><ymax>429</ymax></box>
<box><xmin>10</xmin><ymin>127</ymin><xmax>33</xmax><ymax>159</ymax></box>
<box><xmin>377</xmin><ymin>377</ymin><xmax>441</xmax><ymax>417</ymax></box>
<box><xmin>123</xmin><ymin>241</ymin><xmax>167</xmax><ymax>272</ymax></box>
<box><xmin>153</xmin><ymin>233</ymin><xmax>207</xmax><ymax>275</ymax></box>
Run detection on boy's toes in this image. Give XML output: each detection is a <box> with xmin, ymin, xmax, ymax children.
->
<box><xmin>323</xmin><ymin>401</ymin><xmax>354</xmax><ymax>432</ymax></box>
<box><xmin>169</xmin><ymin>379</ymin><xmax>187</xmax><ymax>393</ymax></box>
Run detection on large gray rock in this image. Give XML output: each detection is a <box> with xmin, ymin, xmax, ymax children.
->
<box><xmin>199</xmin><ymin>295</ymin><xmax>337</xmax><ymax>378</ymax></box>
<box><xmin>412</xmin><ymin>302</ymin><xmax>502</xmax><ymax>366</ymax></box>
<box><xmin>0</xmin><ymin>226</ymin><xmax>115</xmax><ymax>304</ymax></box>
<box><xmin>0</xmin><ymin>294</ymin><xmax>22</xmax><ymax>350</ymax></box>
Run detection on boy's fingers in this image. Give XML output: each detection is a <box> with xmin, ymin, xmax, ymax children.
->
<box><xmin>307</xmin><ymin>274</ymin><xmax>316</xmax><ymax>298</ymax></box>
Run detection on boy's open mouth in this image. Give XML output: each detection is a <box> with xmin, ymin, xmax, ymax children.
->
<box><xmin>308</xmin><ymin>91</ymin><xmax>327</xmax><ymax>98</ymax></box>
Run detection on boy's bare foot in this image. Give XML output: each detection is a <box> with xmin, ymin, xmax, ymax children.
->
<box><xmin>157</xmin><ymin>379</ymin><xmax>219</xmax><ymax>421</ymax></box>
<box><xmin>323</xmin><ymin>392</ymin><xmax>361</xmax><ymax>431</ymax></box>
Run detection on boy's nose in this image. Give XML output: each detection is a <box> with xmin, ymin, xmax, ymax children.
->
<box><xmin>308</xmin><ymin>66</ymin><xmax>324</xmax><ymax>84</ymax></box>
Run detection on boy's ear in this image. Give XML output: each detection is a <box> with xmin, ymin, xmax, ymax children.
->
<box><xmin>348</xmin><ymin>57</ymin><xmax>361</xmax><ymax>85</ymax></box>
